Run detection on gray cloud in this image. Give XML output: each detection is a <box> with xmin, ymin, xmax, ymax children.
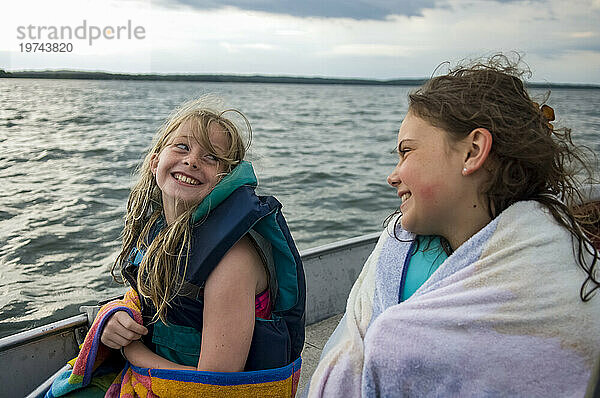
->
<box><xmin>156</xmin><ymin>0</ymin><xmax>442</xmax><ymax>20</ymax></box>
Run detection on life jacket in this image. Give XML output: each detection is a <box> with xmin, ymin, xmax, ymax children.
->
<box><xmin>122</xmin><ymin>161</ymin><xmax>306</xmax><ymax>372</ymax></box>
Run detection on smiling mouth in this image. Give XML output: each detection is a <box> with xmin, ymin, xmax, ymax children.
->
<box><xmin>401</xmin><ymin>192</ymin><xmax>411</xmax><ymax>203</ymax></box>
<box><xmin>173</xmin><ymin>172</ymin><xmax>201</xmax><ymax>185</ymax></box>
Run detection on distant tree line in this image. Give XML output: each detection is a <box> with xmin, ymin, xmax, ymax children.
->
<box><xmin>0</xmin><ymin>69</ymin><xmax>597</xmax><ymax>89</ymax></box>
<box><xmin>0</xmin><ymin>69</ymin><xmax>425</xmax><ymax>86</ymax></box>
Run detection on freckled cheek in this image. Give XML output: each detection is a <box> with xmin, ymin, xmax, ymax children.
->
<box><xmin>419</xmin><ymin>186</ymin><xmax>435</xmax><ymax>199</ymax></box>
<box><xmin>416</xmin><ymin>184</ymin><xmax>444</xmax><ymax>205</ymax></box>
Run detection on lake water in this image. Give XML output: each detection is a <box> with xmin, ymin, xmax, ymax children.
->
<box><xmin>1</xmin><ymin>79</ymin><xmax>599</xmax><ymax>338</ymax></box>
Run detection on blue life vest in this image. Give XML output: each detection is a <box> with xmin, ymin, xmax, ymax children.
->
<box><xmin>122</xmin><ymin>161</ymin><xmax>306</xmax><ymax>371</ymax></box>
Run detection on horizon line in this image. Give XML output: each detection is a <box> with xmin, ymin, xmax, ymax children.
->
<box><xmin>1</xmin><ymin>68</ymin><xmax>599</xmax><ymax>89</ymax></box>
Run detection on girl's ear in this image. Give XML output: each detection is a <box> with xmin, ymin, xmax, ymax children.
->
<box><xmin>462</xmin><ymin>128</ymin><xmax>492</xmax><ymax>175</ymax></box>
<box><xmin>150</xmin><ymin>153</ymin><xmax>159</xmax><ymax>176</ymax></box>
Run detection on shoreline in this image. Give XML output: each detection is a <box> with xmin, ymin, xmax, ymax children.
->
<box><xmin>1</xmin><ymin>69</ymin><xmax>598</xmax><ymax>89</ymax></box>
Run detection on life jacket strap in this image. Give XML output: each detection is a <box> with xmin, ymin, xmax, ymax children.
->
<box><xmin>177</xmin><ymin>280</ymin><xmax>204</xmax><ymax>301</ymax></box>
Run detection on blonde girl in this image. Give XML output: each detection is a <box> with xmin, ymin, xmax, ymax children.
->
<box><xmin>99</xmin><ymin>97</ymin><xmax>305</xmax><ymax>374</ymax></box>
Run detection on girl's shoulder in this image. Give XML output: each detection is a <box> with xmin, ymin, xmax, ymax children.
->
<box><xmin>206</xmin><ymin>234</ymin><xmax>267</xmax><ymax>294</ymax></box>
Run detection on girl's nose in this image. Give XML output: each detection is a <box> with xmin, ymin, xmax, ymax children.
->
<box><xmin>386</xmin><ymin>174</ymin><xmax>395</xmax><ymax>187</ymax></box>
<box><xmin>387</xmin><ymin>164</ymin><xmax>400</xmax><ymax>187</ymax></box>
<box><xmin>184</xmin><ymin>158</ymin><xmax>198</xmax><ymax>169</ymax></box>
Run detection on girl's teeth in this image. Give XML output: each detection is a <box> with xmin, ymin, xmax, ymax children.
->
<box><xmin>175</xmin><ymin>173</ymin><xmax>200</xmax><ymax>185</ymax></box>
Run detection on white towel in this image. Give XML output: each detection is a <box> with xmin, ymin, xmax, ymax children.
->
<box><xmin>305</xmin><ymin>201</ymin><xmax>600</xmax><ymax>397</ymax></box>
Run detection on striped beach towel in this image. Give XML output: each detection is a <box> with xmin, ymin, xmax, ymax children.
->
<box><xmin>46</xmin><ymin>289</ymin><xmax>301</xmax><ymax>397</ymax></box>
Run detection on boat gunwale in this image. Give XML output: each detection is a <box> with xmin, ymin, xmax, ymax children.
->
<box><xmin>0</xmin><ymin>313</ymin><xmax>88</xmax><ymax>352</ymax></box>
<box><xmin>299</xmin><ymin>232</ymin><xmax>380</xmax><ymax>260</ymax></box>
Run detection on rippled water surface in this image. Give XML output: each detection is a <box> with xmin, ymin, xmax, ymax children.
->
<box><xmin>1</xmin><ymin>79</ymin><xmax>599</xmax><ymax>337</ymax></box>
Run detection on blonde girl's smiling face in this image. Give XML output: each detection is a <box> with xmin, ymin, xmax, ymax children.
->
<box><xmin>151</xmin><ymin>119</ymin><xmax>230</xmax><ymax>224</ymax></box>
<box><xmin>387</xmin><ymin>112</ymin><xmax>472</xmax><ymax>238</ymax></box>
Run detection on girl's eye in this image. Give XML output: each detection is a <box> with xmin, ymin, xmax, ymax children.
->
<box><xmin>204</xmin><ymin>154</ymin><xmax>218</xmax><ymax>163</ymax></box>
<box><xmin>175</xmin><ymin>143</ymin><xmax>189</xmax><ymax>151</ymax></box>
<box><xmin>398</xmin><ymin>148</ymin><xmax>411</xmax><ymax>158</ymax></box>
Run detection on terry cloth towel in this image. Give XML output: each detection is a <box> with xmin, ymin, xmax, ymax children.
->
<box><xmin>304</xmin><ymin>201</ymin><xmax>600</xmax><ymax>397</ymax></box>
<box><xmin>46</xmin><ymin>288</ymin><xmax>302</xmax><ymax>398</ymax></box>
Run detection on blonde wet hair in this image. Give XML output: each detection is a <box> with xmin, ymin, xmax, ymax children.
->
<box><xmin>112</xmin><ymin>96</ymin><xmax>251</xmax><ymax>322</ymax></box>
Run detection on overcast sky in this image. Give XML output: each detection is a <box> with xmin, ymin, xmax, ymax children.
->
<box><xmin>1</xmin><ymin>0</ymin><xmax>599</xmax><ymax>84</ymax></box>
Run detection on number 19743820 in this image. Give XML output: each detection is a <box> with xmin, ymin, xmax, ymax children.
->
<box><xmin>20</xmin><ymin>43</ymin><xmax>73</xmax><ymax>52</ymax></box>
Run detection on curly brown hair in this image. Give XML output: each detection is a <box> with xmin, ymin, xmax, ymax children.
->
<box><xmin>405</xmin><ymin>53</ymin><xmax>599</xmax><ymax>301</ymax></box>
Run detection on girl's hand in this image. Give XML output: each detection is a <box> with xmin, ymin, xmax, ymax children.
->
<box><xmin>100</xmin><ymin>310</ymin><xmax>148</xmax><ymax>349</ymax></box>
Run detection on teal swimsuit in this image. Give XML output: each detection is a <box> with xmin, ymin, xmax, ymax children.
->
<box><xmin>400</xmin><ymin>235</ymin><xmax>448</xmax><ymax>302</ymax></box>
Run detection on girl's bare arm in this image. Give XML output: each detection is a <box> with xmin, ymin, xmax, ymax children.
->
<box><xmin>122</xmin><ymin>340</ymin><xmax>195</xmax><ymax>370</ymax></box>
<box><xmin>197</xmin><ymin>235</ymin><xmax>266</xmax><ymax>372</ymax></box>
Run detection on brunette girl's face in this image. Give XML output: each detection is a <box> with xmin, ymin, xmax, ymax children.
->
<box><xmin>387</xmin><ymin>112</ymin><xmax>472</xmax><ymax>237</ymax></box>
<box><xmin>151</xmin><ymin>119</ymin><xmax>229</xmax><ymax>224</ymax></box>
